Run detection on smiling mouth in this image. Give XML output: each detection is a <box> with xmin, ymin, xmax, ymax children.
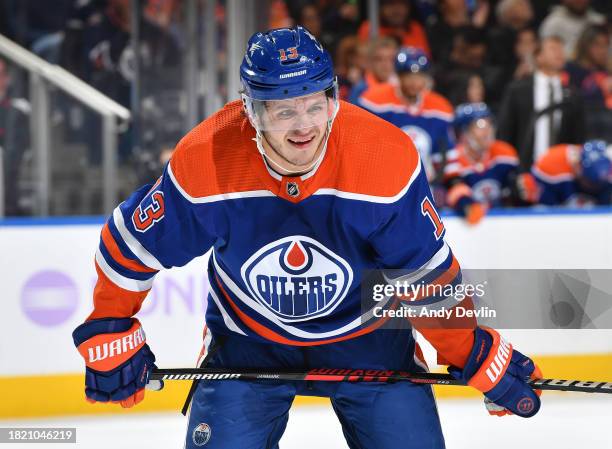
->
<box><xmin>287</xmin><ymin>135</ymin><xmax>316</xmax><ymax>149</ymax></box>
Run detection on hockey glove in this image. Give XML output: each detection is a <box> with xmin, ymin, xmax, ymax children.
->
<box><xmin>465</xmin><ymin>202</ymin><xmax>487</xmax><ymax>225</ymax></box>
<box><xmin>516</xmin><ymin>173</ymin><xmax>540</xmax><ymax>204</ymax></box>
<box><xmin>448</xmin><ymin>327</ymin><xmax>542</xmax><ymax>417</ymax></box>
<box><xmin>73</xmin><ymin>318</ymin><xmax>161</xmax><ymax>408</ymax></box>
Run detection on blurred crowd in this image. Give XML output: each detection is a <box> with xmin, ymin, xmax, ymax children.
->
<box><xmin>1</xmin><ymin>0</ymin><xmax>612</xmax><ymax>219</ymax></box>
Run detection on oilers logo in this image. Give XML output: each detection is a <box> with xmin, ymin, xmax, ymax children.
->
<box><xmin>472</xmin><ymin>179</ymin><xmax>501</xmax><ymax>204</ymax></box>
<box><xmin>192</xmin><ymin>423</ymin><xmax>211</xmax><ymax>446</ymax></box>
<box><xmin>241</xmin><ymin>236</ymin><xmax>353</xmax><ymax>323</ymax></box>
<box><xmin>401</xmin><ymin>125</ymin><xmax>434</xmax><ymax>179</ymax></box>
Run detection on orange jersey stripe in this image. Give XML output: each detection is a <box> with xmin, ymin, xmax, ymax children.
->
<box><xmin>100</xmin><ymin>224</ymin><xmax>157</xmax><ymax>273</ymax></box>
<box><xmin>88</xmin><ymin>262</ymin><xmax>150</xmax><ymax>320</ymax></box>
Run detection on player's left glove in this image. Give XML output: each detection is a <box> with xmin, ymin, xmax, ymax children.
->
<box><xmin>464</xmin><ymin>202</ymin><xmax>487</xmax><ymax>225</ymax></box>
<box><xmin>448</xmin><ymin>327</ymin><xmax>542</xmax><ymax>417</ymax></box>
<box><xmin>72</xmin><ymin>318</ymin><xmax>160</xmax><ymax>408</ymax></box>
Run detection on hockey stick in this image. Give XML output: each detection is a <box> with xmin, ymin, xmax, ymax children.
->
<box><xmin>151</xmin><ymin>368</ymin><xmax>612</xmax><ymax>394</ymax></box>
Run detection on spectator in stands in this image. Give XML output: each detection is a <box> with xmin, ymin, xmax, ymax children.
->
<box><xmin>2</xmin><ymin>0</ymin><xmax>72</xmax><ymax>62</ymax></box>
<box><xmin>0</xmin><ymin>58</ymin><xmax>30</xmax><ymax>216</ymax></box>
<box><xmin>487</xmin><ymin>0</ymin><xmax>534</xmax><ymax>83</ymax></box>
<box><xmin>434</xmin><ymin>26</ymin><xmax>505</xmax><ymax>107</ymax></box>
<box><xmin>512</xmin><ymin>27</ymin><xmax>538</xmax><ymax>80</ymax></box>
<box><xmin>532</xmin><ymin>140</ymin><xmax>612</xmax><ymax>206</ymax></box>
<box><xmin>319</xmin><ymin>1</ymin><xmax>361</xmax><ymax>56</ymax></box>
<box><xmin>446</xmin><ymin>72</ymin><xmax>485</xmax><ymax>106</ymax></box>
<box><xmin>269</xmin><ymin>0</ymin><xmax>292</xmax><ymax>29</ymax></box>
<box><xmin>497</xmin><ymin>36</ymin><xmax>586</xmax><ymax>172</ymax></box>
<box><xmin>566</xmin><ymin>24</ymin><xmax>612</xmax><ymax>108</ymax></box>
<box><xmin>445</xmin><ymin>103</ymin><xmax>520</xmax><ymax>224</ymax></box>
<box><xmin>357</xmin><ymin>47</ymin><xmax>455</xmax><ymax>187</ymax></box>
<box><xmin>426</xmin><ymin>0</ymin><xmax>490</xmax><ymax>63</ymax></box>
<box><xmin>358</xmin><ymin>0</ymin><xmax>430</xmax><ymax>56</ymax></box>
<box><xmin>348</xmin><ymin>37</ymin><xmax>398</xmax><ymax>103</ymax></box>
<box><xmin>333</xmin><ymin>36</ymin><xmax>366</xmax><ymax>100</ymax></box>
<box><xmin>298</xmin><ymin>3</ymin><xmax>322</xmax><ymax>38</ymax></box>
<box><xmin>539</xmin><ymin>0</ymin><xmax>606</xmax><ymax>56</ymax></box>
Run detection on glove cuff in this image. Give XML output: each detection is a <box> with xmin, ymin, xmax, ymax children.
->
<box><xmin>467</xmin><ymin>327</ymin><xmax>513</xmax><ymax>393</ymax></box>
<box><xmin>72</xmin><ymin>317</ymin><xmax>134</xmax><ymax>346</ymax></box>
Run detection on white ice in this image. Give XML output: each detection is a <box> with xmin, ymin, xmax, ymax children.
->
<box><xmin>2</xmin><ymin>395</ymin><xmax>611</xmax><ymax>449</ymax></box>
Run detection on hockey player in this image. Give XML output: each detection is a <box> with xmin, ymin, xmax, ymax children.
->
<box><xmin>445</xmin><ymin>103</ymin><xmax>521</xmax><ymax>224</ymax></box>
<box><xmin>532</xmin><ymin>140</ymin><xmax>612</xmax><ymax>206</ymax></box>
<box><xmin>72</xmin><ymin>27</ymin><xmax>542</xmax><ymax>449</ymax></box>
<box><xmin>356</xmin><ymin>47</ymin><xmax>455</xmax><ymax>186</ymax></box>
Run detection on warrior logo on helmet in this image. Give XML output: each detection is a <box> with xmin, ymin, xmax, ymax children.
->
<box><xmin>241</xmin><ymin>236</ymin><xmax>353</xmax><ymax>323</ymax></box>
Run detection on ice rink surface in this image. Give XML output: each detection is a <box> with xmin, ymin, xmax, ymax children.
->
<box><xmin>2</xmin><ymin>395</ymin><xmax>611</xmax><ymax>449</ymax></box>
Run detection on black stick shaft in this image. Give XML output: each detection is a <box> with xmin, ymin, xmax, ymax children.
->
<box><xmin>150</xmin><ymin>368</ymin><xmax>612</xmax><ymax>394</ymax></box>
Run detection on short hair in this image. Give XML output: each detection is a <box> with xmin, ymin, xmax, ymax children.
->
<box><xmin>367</xmin><ymin>36</ymin><xmax>399</xmax><ymax>60</ymax></box>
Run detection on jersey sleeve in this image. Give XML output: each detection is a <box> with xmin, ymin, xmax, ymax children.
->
<box><xmin>369</xmin><ymin>161</ymin><xmax>476</xmax><ymax>368</ymax></box>
<box><xmin>89</xmin><ymin>163</ymin><xmax>216</xmax><ymax>320</ymax></box>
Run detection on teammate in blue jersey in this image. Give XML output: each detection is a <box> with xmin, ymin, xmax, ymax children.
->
<box><xmin>356</xmin><ymin>47</ymin><xmax>455</xmax><ymax>187</ymax></box>
<box><xmin>444</xmin><ymin>103</ymin><xmax>521</xmax><ymax>224</ymax></box>
<box><xmin>72</xmin><ymin>27</ymin><xmax>543</xmax><ymax>448</ymax></box>
<box><xmin>531</xmin><ymin>140</ymin><xmax>612</xmax><ymax>206</ymax></box>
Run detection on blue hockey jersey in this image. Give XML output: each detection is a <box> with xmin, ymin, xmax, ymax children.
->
<box><xmin>356</xmin><ymin>85</ymin><xmax>455</xmax><ymax>182</ymax></box>
<box><xmin>89</xmin><ymin>100</ymin><xmax>474</xmax><ymax>366</ymax></box>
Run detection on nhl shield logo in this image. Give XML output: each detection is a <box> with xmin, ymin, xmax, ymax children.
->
<box><xmin>241</xmin><ymin>236</ymin><xmax>353</xmax><ymax>323</ymax></box>
<box><xmin>192</xmin><ymin>423</ymin><xmax>211</xmax><ymax>446</ymax></box>
<box><xmin>286</xmin><ymin>182</ymin><xmax>300</xmax><ymax>198</ymax></box>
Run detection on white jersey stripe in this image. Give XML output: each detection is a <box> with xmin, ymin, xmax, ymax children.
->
<box><xmin>208</xmin><ymin>287</ymin><xmax>247</xmax><ymax>336</ymax></box>
<box><xmin>95</xmin><ymin>249</ymin><xmax>155</xmax><ymax>292</ymax></box>
<box><xmin>167</xmin><ymin>164</ymin><xmax>276</xmax><ymax>204</ymax></box>
<box><xmin>112</xmin><ymin>207</ymin><xmax>165</xmax><ymax>271</ymax></box>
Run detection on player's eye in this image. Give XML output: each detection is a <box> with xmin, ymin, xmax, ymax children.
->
<box><xmin>275</xmin><ymin>109</ymin><xmax>297</xmax><ymax>120</ymax></box>
<box><xmin>307</xmin><ymin>104</ymin><xmax>324</xmax><ymax>115</ymax></box>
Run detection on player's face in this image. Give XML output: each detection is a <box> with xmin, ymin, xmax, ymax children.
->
<box><xmin>466</xmin><ymin>118</ymin><xmax>494</xmax><ymax>154</ymax></box>
<box><xmin>399</xmin><ymin>72</ymin><xmax>429</xmax><ymax>102</ymax></box>
<box><xmin>260</xmin><ymin>92</ymin><xmax>330</xmax><ymax>173</ymax></box>
<box><xmin>371</xmin><ymin>45</ymin><xmax>397</xmax><ymax>82</ymax></box>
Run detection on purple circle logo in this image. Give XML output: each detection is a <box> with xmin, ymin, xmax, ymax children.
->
<box><xmin>21</xmin><ymin>270</ymin><xmax>79</xmax><ymax>326</ymax></box>
<box><xmin>517</xmin><ymin>397</ymin><xmax>535</xmax><ymax>414</ymax></box>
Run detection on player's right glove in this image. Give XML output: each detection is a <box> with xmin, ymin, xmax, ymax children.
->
<box><xmin>72</xmin><ymin>318</ymin><xmax>160</xmax><ymax>408</ymax></box>
<box><xmin>448</xmin><ymin>327</ymin><xmax>542</xmax><ymax>418</ymax></box>
<box><xmin>516</xmin><ymin>172</ymin><xmax>540</xmax><ymax>204</ymax></box>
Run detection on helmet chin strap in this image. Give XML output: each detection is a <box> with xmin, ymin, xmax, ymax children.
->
<box><xmin>254</xmin><ymin>100</ymin><xmax>339</xmax><ymax>177</ymax></box>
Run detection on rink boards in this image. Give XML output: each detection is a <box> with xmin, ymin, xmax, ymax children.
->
<box><xmin>1</xmin><ymin>208</ymin><xmax>612</xmax><ymax>418</ymax></box>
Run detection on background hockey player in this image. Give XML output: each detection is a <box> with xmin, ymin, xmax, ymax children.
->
<box><xmin>445</xmin><ymin>103</ymin><xmax>521</xmax><ymax>224</ymax></box>
<box><xmin>72</xmin><ymin>26</ymin><xmax>543</xmax><ymax>449</ymax></box>
<box><xmin>356</xmin><ymin>46</ymin><xmax>455</xmax><ymax>193</ymax></box>
<box><xmin>532</xmin><ymin>139</ymin><xmax>612</xmax><ymax>206</ymax></box>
